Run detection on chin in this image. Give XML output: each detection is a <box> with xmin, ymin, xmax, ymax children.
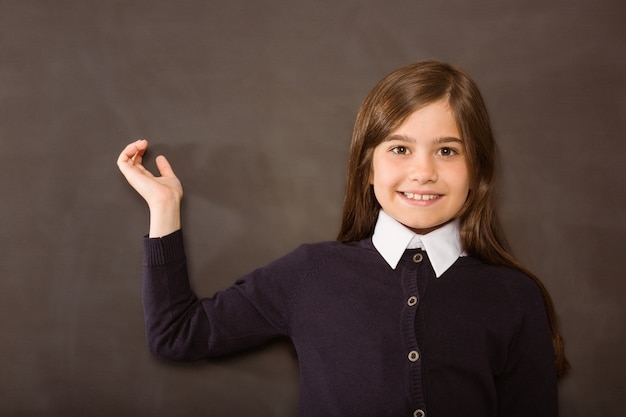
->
<box><xmin>404</xmin><ymin>220</ymin><xmax>449</xmax><ymax>235</ymax></box>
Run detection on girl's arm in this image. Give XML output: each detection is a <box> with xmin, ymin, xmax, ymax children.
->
<box><xmin>141</xmin><ymin>231</ymin><xmax>290</xmax><ymax>360</ymax></box>
<box><xmin>118</xmin><ymin>140</ymin><xmax>288</xmax><ymax>360</ymax></box>
<box><xmin>496</xmin><ymin>277</ymin><xmax>559</xmax><ymax>416</ymax></box>
<box><xmin>116</xmin><ymin>139</ymin><xmax>182</xmax><ymax>237</ymax></box>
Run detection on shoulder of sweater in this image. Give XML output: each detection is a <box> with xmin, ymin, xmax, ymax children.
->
<box><xmin>451</xmin><ymin>257</ymin><xmax>542</xmax><ymax>292</ymax></box>
<box><xmin>441</xmin><ymin>257</ymin><xmax>545</xmax><ymax>319</ymax></box>
<box><xmin>452</xmin><ymin>256</ymin><xmax>530</xmax><ymax>279</ymax></box>
<box><xmin>294</xmin><ymin>238</ymin><xmax>370</xmax><ymax>252</ymax></box>
<box><xmin>286</xmin><ymin>239</ymin><xmax>374</xmax><ymax>263</ymax></box>
<box><xmin>263</xmin><ymin>238</ymin><xmax>377</xmax><ymax>274</ymax></box>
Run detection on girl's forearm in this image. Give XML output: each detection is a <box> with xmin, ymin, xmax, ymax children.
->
<box><xmin>148</xmin><ymin>201</ymin><xmax>181</xmax><ymax>238</ymax></box>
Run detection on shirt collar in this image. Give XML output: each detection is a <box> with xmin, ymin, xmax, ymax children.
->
<box><xmin>371</xmin><ymin>210</ymin><xmax>465</xmax><ymax>277</ymax></box>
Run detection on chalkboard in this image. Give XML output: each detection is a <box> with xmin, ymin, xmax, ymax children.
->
<box><xmin>1</xmin><ymin>0</ymin><xmax>624</xmax><ymax>415</ymax></box>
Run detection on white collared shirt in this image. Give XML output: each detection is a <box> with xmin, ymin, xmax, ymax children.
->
<box><xmin>371</xmin><ymin>210</ymin><xmax>466</xmax><ymax>277</ymax></box>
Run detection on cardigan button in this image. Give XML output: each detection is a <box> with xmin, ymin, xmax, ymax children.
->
<box><xmin>412</xmin><ymin>253</ymin><xmax>423</xmax><ymax>263</ymax></box>
<box><xmin>407</xmin><ymin>296</ymin><xmax>418</xmax><ymax>306</ymax></box>
<box><xmin>413</xmin><ymin>409</ymin><xmax>425</xmax><ymax>417</ymax></box>
<box><xmin>408</xmin><ymin>350</ymin><xmax>420</xmax><ymax>362</ymax></box>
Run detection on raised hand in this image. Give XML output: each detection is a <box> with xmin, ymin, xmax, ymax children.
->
<box><xmin>117</xmin><ymin>139</ymin><xmax>183</xmax><ymax>237</ymax></box>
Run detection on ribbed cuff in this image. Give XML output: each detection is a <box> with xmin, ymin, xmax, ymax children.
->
<box><xmin>142</xmin><ymin>229</ymin><xmax>186</xmax><ymax>266</ymax></box>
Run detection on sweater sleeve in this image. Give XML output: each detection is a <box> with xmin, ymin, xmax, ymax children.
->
<box><xmin>141</xmin><ymin>230</ymin><xmax>295</xmax><ymax>361</ymax></box>
<box><xmin>495</xmin><ymin>275</ymin><xmax>559</xmax><ymax>417</ymax></box>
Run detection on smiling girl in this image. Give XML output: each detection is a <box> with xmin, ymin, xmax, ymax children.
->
<box><xmin>118</xmin><ymin>60</ymin><xmax>568</xmax><ymax>417</ymax></box>
<box><xmin>370</xmin><ymin>99</ymin><xmax>469</xmax><ymax>235</ymax></box>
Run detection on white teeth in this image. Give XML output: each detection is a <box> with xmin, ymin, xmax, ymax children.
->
<box><xmin>403</xmin><ymin>192</ymin><xmax>439</xmax><ymax>200</ymax></box>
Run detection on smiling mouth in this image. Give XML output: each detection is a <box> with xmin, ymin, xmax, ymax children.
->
<box><xmin>402</xmin><ymin>192</ymin><xmax>441</xmax><ymax>201</ymax></box>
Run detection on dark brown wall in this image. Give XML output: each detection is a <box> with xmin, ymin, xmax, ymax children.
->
<box><xmin>1</xmin><ymin>0</ymin><xmax>624</xmax><ymax>416</ymax></box>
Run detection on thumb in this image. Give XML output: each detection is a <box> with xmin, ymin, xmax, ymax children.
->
<box><xmin>155</xmin><ymin>155</ymin><xmax>176</xmax><ymax>178</ymax></box>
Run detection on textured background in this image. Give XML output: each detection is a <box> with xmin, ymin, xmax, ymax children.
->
<box><xmin>1</xmin><ymin>0</ymin><xmax>624</xmax><ymax>416</ymax></box>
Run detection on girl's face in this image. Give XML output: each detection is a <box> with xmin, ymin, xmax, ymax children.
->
<box><xmin>370</xmin><ymin>99</ymin><xmax>470</xmax><ymax>234</ymax></box>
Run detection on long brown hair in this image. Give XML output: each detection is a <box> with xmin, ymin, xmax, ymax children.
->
<box><xmin>337</xmin><ymin>60</ymin><xmax>570</xmax><ymax>378</ymax></box>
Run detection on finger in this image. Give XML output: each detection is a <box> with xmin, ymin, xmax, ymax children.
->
<box><xmin>131</xmin><ymin>149</ymin><xmax>144</xmax><ymax>167</ymax></box>
<box><xmin>155</xmin><ymin>155</ymin><xmax>177</xmax><ymax>178</ymax></box>
<box><xmin>117</xmin><ymin>139</ymin><xmax>147</xmax><ymax>163</ymax></box>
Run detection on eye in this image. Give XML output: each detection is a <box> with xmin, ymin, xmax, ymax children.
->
<box><xmin>437</xmin><ymin>147</ymin><xmax>458</xmax><ymax>157</ymax></box>
<box><xmin>391</xmin><ymin>146</ymin><xmax>410</xmax><ymax>155</ymax></box>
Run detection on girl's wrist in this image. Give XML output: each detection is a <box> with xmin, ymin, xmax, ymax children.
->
<box><xmin>148</xmin><ymin>202</ymin><xmax>181</xmax><ymax>238</ymax></box>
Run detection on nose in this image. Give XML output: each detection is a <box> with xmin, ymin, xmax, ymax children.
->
<box><xmin>408</xmin><ymin>155</ymin><xmax>437</xmax><ymax>184</ymax></box>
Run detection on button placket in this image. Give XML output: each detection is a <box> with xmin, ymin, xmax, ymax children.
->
<box><xmin>401</xmin><ymin>251</ymin><xmax>427</xmax><ymax>415</ymax></box>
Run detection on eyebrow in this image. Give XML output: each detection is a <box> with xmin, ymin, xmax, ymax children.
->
<box><xmin>383</xmin><ymin>134</ymin><xmax>464</xmax><ymax>144</ymax></box>
<box><xmin>435</xmin><ymin>136</ymin><xmax>464</xmax><ymax>145</ymax></box>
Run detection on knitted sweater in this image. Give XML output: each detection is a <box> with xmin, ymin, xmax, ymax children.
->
<box><xmin>142</xmin><ymin>230</ymin><xmax>558</xmax><ymax>417</ymax></box>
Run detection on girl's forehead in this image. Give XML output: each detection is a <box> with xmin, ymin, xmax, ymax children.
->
<box><xmin>385</xmin><ymin>100</ymin><xmax>461</xmax><ymax>134</ymax></box>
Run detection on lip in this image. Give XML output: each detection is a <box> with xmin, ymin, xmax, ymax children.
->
<box><xmin>398</xmin><ymin>191</ymin><xmax>443</xmax><ymax>206</ymax></box>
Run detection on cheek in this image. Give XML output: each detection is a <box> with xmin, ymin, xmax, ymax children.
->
<box><xmin>369</xmin><ymin>161</ymin><xmax>389</xmax><ymax>188</ymax></box>
<box><xmin>454</xmin><ymin>161</ymin><xmax>472</xmax><ymax>192</ymax></box>
<box><xmin>369</xmin><ymin>150</ymin><xmax>382</xmax><ymax>185</ymax></box>
<box><xmin>460</xmin><ymin>169</ymin><xmax>471</xmax><ymax>192</ymax></box>
<box><xmin>370</xmin><ymin>148</ymin><xmax>396</xmax><ymax>180</ymax></box>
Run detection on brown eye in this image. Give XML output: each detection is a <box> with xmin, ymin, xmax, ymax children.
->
<box><xmin>438</xmin><ymin>147</ymin><xmax>458</xmax><ymax>157</ymax></box>
<box><xmin>391</xmin><ymin>146</ymin><xmax>409</xmax><ymax>155</ymax></box>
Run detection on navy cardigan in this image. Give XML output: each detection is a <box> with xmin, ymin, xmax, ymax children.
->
<box><xmin>142</xmin><ymin>230</ymin><xmax>558</xmax><ymax>417</ymax></box>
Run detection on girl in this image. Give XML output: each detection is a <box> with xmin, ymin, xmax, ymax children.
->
<box><xmin>117</xmin><ymin>60</ymin><xmax>569</xmax><ymax>417</ymax></box>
